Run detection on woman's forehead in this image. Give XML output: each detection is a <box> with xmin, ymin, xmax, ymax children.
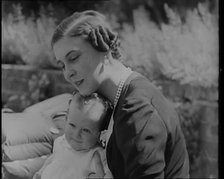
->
<box><xmin>53</xmin><ymin>36</ymin><xmax>91</xmax><ymax>61</ymax></box>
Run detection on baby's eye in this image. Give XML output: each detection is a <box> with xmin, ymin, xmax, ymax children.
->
<box><xmin>69</xmin><ymin>123</ymin><xmax>76</xmax><ymax>128</ymax></box>
<box><xmin>82</xmin><ymin>128</ymin><xmax>91</xmax><ymax>134</ymax></box>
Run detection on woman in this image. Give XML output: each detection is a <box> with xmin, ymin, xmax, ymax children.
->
<box><xmin>51</xmin><ymin>10</ymin><xmax>189</xmax><ymax>178</ymax></box>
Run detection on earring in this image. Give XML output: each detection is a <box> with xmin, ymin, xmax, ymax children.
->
<box><xmin>104</xmin><ymin>55</ymin><xmax>110</xmax><ymax>65</ymax></box>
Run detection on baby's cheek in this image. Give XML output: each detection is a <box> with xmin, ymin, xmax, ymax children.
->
<box><xmin>87</xmin><ymin>135</ymin><xmax>99</xmax><ymax>147</ymax></box>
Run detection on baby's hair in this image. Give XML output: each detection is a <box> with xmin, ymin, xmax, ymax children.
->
<box><xmin>51</xmin><ymin>10</ymin><xmax>122</xmax><ymax>60</ymax></box>
<box><xmin>69</xmin><ymin>93</ymin><xmax>112</xmax><ymax>131</ymax></box>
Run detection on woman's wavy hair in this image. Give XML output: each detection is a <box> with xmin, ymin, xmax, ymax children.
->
<box><xmin>51</xmin><ymin>10</ymin><xmax>122</xmax><ymax>60</ymax></box>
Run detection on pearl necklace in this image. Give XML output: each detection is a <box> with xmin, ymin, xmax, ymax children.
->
<box><xmin>113</xmin><ymin>67</ymin><xmax>132</xmax><ymax>111</ymax></box>
<box><xmin>104</xmin><ymin>68</ymin><xmax>132</xmax><ymax>146</ymax></box>
<box><xmin>113</xmin><ymin>79</ymin><xmax>125</xmax><ymax>109</ymax></box>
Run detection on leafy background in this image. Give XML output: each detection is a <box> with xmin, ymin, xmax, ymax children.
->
<box><xmin>2</xmin><ymin>0</ymin><xmax>218</xmax><ymax>87</ymax></box>
<box><xmin>2</xmin><ymin>0</ymin><xmax>219</xmax><ymax>177</ymax></box>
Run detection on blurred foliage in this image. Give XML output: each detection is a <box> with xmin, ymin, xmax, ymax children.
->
<box><xmin>2</xmin><ymin>0</ymin><xmax>107</xmax><ymax>23</ymax></box>
<box><xmin>178</xmin><ymin>101</ymin><xmax>202</xmax><ymax>175</ymax></box>
<box><xmin>2</xmin><ymin>0</ymin><xmax>218</xmax><ymax>85</ymax></box>
<box><xmin>3</xmin><ymin>72</ymin><xmax>51</xmax><ymax>112</ymax></box>
<box><xmin>2</xmin><ymin>0</ymin><xmax>218</xmax><ymax>26</ymax></box>
<box><xmin>121</xmin><ymin>2</ymin><xmax>218</xmax><ymax>87</ymax></box>
<box><xmin>2</xmin><ymin>4</ymin><xmax>58</xmax><ymax>69</ymax></box>
<box><xmin>1</xmin><ymin>0</ymin><xmax>218</xmax><ymax>177</ymax></box>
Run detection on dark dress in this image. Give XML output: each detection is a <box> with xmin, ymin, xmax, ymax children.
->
<box><xmin>106</xmin><ymin>72</ymin><xmax>189</xmax><ymax>178</ymax></box>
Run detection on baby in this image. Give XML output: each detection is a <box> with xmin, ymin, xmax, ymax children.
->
<box><xmin>33</xmin><ymin>93</ymin><xmax>112</xmax><ymax>179</ymax></box>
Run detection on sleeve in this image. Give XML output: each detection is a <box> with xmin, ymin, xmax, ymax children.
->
<box><xmin>97</xmin><ymin>148</ymin><xmax>113</xmax><ymax>178</ymax></box>
<box><xmin>34</xmin><ymin>137</ymin><xmax>62</xmax><ymax>177</ymax></box>
<box><xmin>116</xmin><ymin>96</ymin><xmax>168</xmax><ymax>179</ymax></box>
<box><xmin>52</xmin><ymin>135</ymin><xmax>63</xmax><ymax>153</ymax></box>
<box><xmin>36</xmin><ymin>154</ymin><xmax>54</xmax><ymax>175</ymax></box>
<box><xmin>89</xmin><ymin>149</ymin><xmax>105</xmax><ymax>178</ymax></box>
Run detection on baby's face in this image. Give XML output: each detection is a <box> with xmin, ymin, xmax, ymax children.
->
<box><xmin>65</xmin><ymin>95</ymin><xmax>103</xmax><ymax>151</ymax></box>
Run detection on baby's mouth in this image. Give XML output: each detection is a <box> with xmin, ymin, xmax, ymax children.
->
<box><xmin>73</xmin><ymin>139</ymin><xmax>82</xmax><ymax>144</ymax></box>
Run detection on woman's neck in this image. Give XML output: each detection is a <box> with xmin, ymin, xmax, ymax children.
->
<box><xmin>97</xmin><ymin>60</ymin><xmax>132</xmax><ymax>104</ymax></box>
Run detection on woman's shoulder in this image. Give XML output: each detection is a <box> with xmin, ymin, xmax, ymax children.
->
<box><xmin>124</xmin><ymin>71</ymin><xmax>160</xmax><ymax>100</ymax></box>
<box><xmin>121</xmin><ymin>71</ymin><xmax>177</xmax><ymax>123</ymax></box>
<box><xmin>122</xmin><ymin>72</ymin><xmax>181</xmax><ymax>133</ymax></box>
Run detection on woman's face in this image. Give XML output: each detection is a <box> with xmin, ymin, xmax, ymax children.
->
<box><xmin>53</xmin><ymin>36</ymin><xmax>104</xmax><ymax>96</ymax></box>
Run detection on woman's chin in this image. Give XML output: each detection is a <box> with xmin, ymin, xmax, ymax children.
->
<box><xmin>79</xmin><ymin>90</ymin><xmax>94</xmax><ymax>97</ymax></box>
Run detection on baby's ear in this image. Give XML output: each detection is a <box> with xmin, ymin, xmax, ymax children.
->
<box><xmin>50</xmin><ymin>111</ymin><xmax>68</xmax><ymax>135</ymax></box>
<box><xmin>68</xmin><ymin>98</ymin><xmax>72</xmax><ymax>106</ymax></box>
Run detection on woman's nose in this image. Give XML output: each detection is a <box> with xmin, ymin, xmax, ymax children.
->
<box><xmin>64</xmin><ymin>65</ymin><xmax>77</xmax><ymax>80</ymax></box>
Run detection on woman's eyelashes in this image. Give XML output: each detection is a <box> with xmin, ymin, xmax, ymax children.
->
<box><xmin>57</xmin><ymin>55</ymin><xmax>80</xmax><ymax>70</ymax></box>
<box><xmin>69</xmin><ymin>55</ymin><xmax>80</xmax><ymax>62</ymax></box>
